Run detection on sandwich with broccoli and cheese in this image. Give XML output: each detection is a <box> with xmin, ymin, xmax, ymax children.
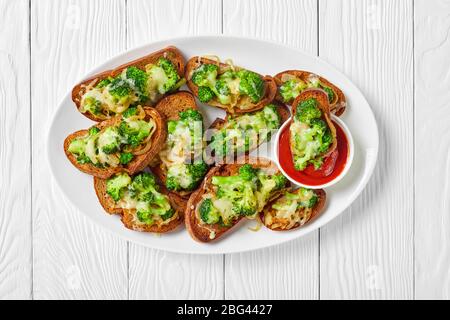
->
<box><xmin>185</xmin><ymin>56</ymin><xmax>277</xmax><ymax>114</ymax></box>
<box><xmin>72</xmin><ymin>46</ymin><xmax>185</xmax><ymax>122</ymax></box>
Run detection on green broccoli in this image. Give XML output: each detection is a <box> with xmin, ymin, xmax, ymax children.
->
<box><xmin>108</xmin><ymin>77</ymin><xmax>132</xmax><ymax>104</ymax></box>
<box><xmin>296</xmin><ymin>98</ymin><xmax>322</xmax><ymax>124</ymax></box>
<box><xmin>119</xmin><ymin>152</ymin><xmax>133</xmax><ymax>165</ymax></box>
<box><xmin>199</xmin><ymin>198</ymin><xmax>221</xmax><ymax>224</ymax></box>
<box><xmin>98</xmin><ymin>127</ymin><xmax>121</xmax><ymax>154</ymax></box>
<box><xmin>118</xmin><ymin>119</ymin><xmax>152</xmax><ymax>147</ymax></box>
<box><xmin>96</xmin><ymin>77</ymin><xmax>113</xmax><ymax>88</ymax></box>
<box><xmin>322</xmin><ymin>86</ymin><xmax>335</xmax><ymax>103</ymax></box>
<box><xmin>279</xmin><ymin>79</ymin><xmax>307</xmax><ymax>102</ymax></box>
<box><xmin>83</xmin><ymin>96</ymin><xmax>101</xmax><ymax>115</ymax></box>
<box><xmin>136</xmin><ymin>211</ymin><xmax>154</xmax><ymax>224</ymax></box>
<box><xmin>166</xmin><ymin>161</ymin><xmax>208</xmax><ymax>192</ymax></box>
<box><xmin>237</xmin><ymin>70</ymin><xmax>264</xmax><ymax>103</ymax></box>
<box><xmin>89</xmin><ymin>127</ymin><xmax>100</xmax><ymax>136</ymax></box>
<box><xmin>157</xmin><ymin>58</ymin><xmax>180</xmax><ymax>93</ymax></box>
<box><xmin>298</xmin><ymin>188</ymin><xmax>319</xmax><ymax>208</ymax></box>
<box><xmin>214</xmin><ymin>79</ymin><xmax>231</xmax><ymax>104</ymax></box>
<box><xmin>212</xmin><ymin>166</ymin><xmax>258</xmax><ymax>216</ymax></box>
<box><xmin>122</xmin><ymin>106</ymin><xmax>138</xmax><ymax>118</ymax></box>
<box><xmin>125</xmin><ymin>66</ymin><xmax>148</xmax><ymax>101</ymax></box>
<box><xmin>198</xmin><ymin>86</ymin><xmax>215</xmax><ymax>103</ymax></box>
<box><xmin>179</xmin><ymin>109</ymin><xmax>203</xmax><ymax>122</ymax></box>
<box><xmin>191</xmin><ymin>64</ymin><xmax>219</xmax><ymax>87</ymax></box>
<box><xmin>106</xmin><ymin>173</ymin><xmax>132</xmax><ymax>202</ymax></box>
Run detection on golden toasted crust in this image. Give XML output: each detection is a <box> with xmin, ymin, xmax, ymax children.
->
<box><xmin>204</xmin><ymin>102</ymin><xmax>291</xmax><ymax>165</ymax></box>
<box><xmin>185</xmin><ymin>157</ymin><xmax>283</xmax><ymax>243</ymax></box>
<box><xmin>64</xmin><ymin>107</ymin><xmax>167</xmax><ymax>179</ymax></box>
<box><xmin>93</xmin><ymin>172</ymin><xmax>185</xmax><ymax>233</ymax></box>
<box><xmin>274</xmin><ymin>70</ymin><xmax>346</xmax><ymax>116</ymax></box>
<box><xmin>261</xmin><ymin>188</ymin><xmax>326</xmax><ymax>231</ymax></box>
<box><xmin>151</xmin><ymin>91</ymin><xmax>205</xmax><ymax>198</ymax></box>
<box><xmin>185</xmin><ymin>56</ymin><xmax>277</xmax><ymax>114</ymax></box>
<box><xmin>72</xmin><ymin>46</ymin><xmax>185</xmax><ymax>122</ymax></box>
<box><xmin>291</xmin><ymin>89</ymin><xmax>337</xmax><ymax>158</ymax></box>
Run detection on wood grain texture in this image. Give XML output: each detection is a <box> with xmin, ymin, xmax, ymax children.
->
<box><xmin>223</xmin><ymin>0</ymin><xmax>319</xmax><ymax>300</ymax></box>
<box><xmin>415</xmin><ymin>0</ymin><xmax>450</xmax><ymax>300</ymax></box>
<box><xmin>319</xmin><ymin>0</ymin><xmax>413</xmax><ymax>299</ymax></box>
<box><xmin>0</xmin><ymin>0</ymin><xmax>31</xmax><ymax>299</ymax></box>
<box><xmin>127</xmin><ymin>0</ymin><xmax>224</xmax><ymax>299</ymax></box>
<box><xmin>31</xmin><ymin>0</ymin><xmax>128</xmax><ymax>299</ymax></box>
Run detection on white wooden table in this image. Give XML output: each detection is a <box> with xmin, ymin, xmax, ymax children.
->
<box><xmin>0</xmin><ymin>0</ymin><xmax>447</xmax><ymax>300</ymax></box>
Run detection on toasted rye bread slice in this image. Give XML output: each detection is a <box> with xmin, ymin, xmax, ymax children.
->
<box><xmin>93</xmin><ymin>171</ymin><xmax>186</xmax><ymax>233</ymax></box>
<box><xmin>185</xmin><ymin>56</ymin><xmax>277</xmax><ymax>114</ymax></box>
<box><xmin>291</xmin><ymin>89</ymin><xmax>337</xmax><ymax>159</ymax></box>
<box><xmin>151</xmin><ymin>91</ymin><xmax>205</xmax><ymax>199</ymax></box>
<box><xmin>64</xmin><ymin>107</ymin><xmax>167</xmax><ymax>179</ymax></box>
<box><xmin>274</xmin><ymin>70</ymin><xmax>346</xmax><ymax>116</ymax></box>
<box><xmin>260</xmin><ymin>188</ymin><xmax>326</xmax><ymax>231</ymax></box>
<box><xmin>185</xmin><ymin>157</ymin><xmax>284</xmax><ymax>243</ymax></box>
<box><xmin>72</xmin><ymin>46</ymin><xmax>185</xmax><ymax>122</ymax></box>
<box><xmin>204</xmin><ymin>102</ymin><xmax>290</xmax><ymax>164</ymax></box>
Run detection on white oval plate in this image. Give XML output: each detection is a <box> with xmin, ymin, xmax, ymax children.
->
<box><xmin>48</xmin><ymin>36</ymin><xmax>378</xmax><ymax>254</ymax></box>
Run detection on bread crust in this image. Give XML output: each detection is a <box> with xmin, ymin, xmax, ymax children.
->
<box><xmin>185</xmin><ymin>56</ymin><xmax>277</xmax><ymax>114</ymax></box>
<box><xmin>260</xmin><ymin>188</ymin><xmax>326</xmax><ymax>231</ymax></box>
<box><xmin>185</xmin><ymin>157</ymin><xmax>284</xmax><ymax>243</ymax></box>
<box><xmin>274</xmin><ymin>70</ymin><xmax>346</xmax><ymax>116</ymax></box>
<box><xmin>64</xmin><ymin>107</ymin><xmax>167</xmax><ymax>179</ymax></box>
<box><xmin>93</xmin><ymin>171</ymin><xmax>186</xmax><ymax>233</ymax></box>
<box><xmin>72</xmin><ymin>46</ymin><xmax>185</xmax><ymax>122</ymax></box>
<box><xmin>151</xmin><ymin>91</ymin><xmax>206</xmax><ymax>199</ymax></box>
<box><xmin>291</xmin><ymin>89</ymin><xmax>337</xmax><ymax>159</ymax></box>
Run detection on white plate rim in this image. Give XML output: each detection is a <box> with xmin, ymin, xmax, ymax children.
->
<box><xmin>47</xmin><ymin>35</ymin><xmax>379</xmax><ymax>255</ymax></box>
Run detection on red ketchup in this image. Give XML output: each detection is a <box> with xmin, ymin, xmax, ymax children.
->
<box><xmin>278</xmin><ymin>120</ymin><xmax>349</xmax><ymax>186</ymax></box>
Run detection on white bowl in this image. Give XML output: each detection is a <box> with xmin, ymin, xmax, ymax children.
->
<box><xmin>274</xmin><ymin>114</ymin><xmax>355</xmax><ymax>189</ymax></box>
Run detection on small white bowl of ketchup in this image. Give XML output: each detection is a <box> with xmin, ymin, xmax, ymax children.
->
<box><xmin>274</xmin><ymin>115</ymin><xmax>354</xmax><ymax>189</ymax></box>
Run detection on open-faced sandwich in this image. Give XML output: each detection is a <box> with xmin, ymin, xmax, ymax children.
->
<box><xmin>185</xmin><ymin>157</ymin><xmax>289</xmax><ymax>242</ymax></box>
<box><xmin>94</xmin><ymin>171</ymin><xmax>186</xmax><ymax>233</ymax></box>
<box><xmin>152</xmin><ymin>91</ymin><xmax>209</xmax><ymax>197</ymax></box>
<box><xmin>275</xmin><ymin>70</ymin><xmax>346</xmax><ymax>116</ymax></box>
<box><xmin>290</xmin><ymin>89</ymin><xmax>337</xmax><ymax>171</ymax></box>
<box><xmin>72</xmin><ymin>46</ymin><xmax>185</xmax><ymax>121</ymax></box>
<box><xmin>206</xmin><ymin>102</ymin><xmax>290</xmax><ymax>163</ymax></box>
<box><xmin>185</xmin><ymin>56</ymin><xmax>277</xmax><ymax>114</ymax></box>
<box><xmin>261</xmin><ymin>187</ymin><xmax>326</xmax><ymax>231</ymax></box>
<box><xmin>64</xmin><ymin>106</ymin><xmax>166</xmax><ymax>179</ymax></box>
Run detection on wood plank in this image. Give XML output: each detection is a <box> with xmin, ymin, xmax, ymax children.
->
<box><xmin>319</xmin><ymin>0</ymin><xmax>413</xmax><ymax>299</ymax></box>
<box><xmin>223</xmin><ymin>0</ymin><xmax>319</xmax><ymax>300</ymax></box>
<box><xmin>415</xmin><ymin>0</ymin><xmax>450</xmax><ymax>300</ymax></box>
<box><xmin>31</xmin><ymin>0</ymin><xmax>128</xmax><ymax>299</ymax></box>
<box><xmin>126</xmin><ymin>0</ymin><xmax>224</xmax><ymax>299</ymax></box>
<box><xmin>0</xmin><ymin>0</ymin><xmax>31</xmax><ymax>299</ymax></box>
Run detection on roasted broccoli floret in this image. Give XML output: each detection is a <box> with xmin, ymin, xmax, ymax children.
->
<box><xmin>122</xmin><ymin>106</ymin><xmax>138</xmax><ymax>118</ymax></box>
<box><xmin>279</xmin><ymin>79</ymin><xmax>307</xmax><ymax>102</ymax></box>
<box><xmin>98</xmin><ymin>127</ymin><xmax>121</xmax><ymax>154</ymax></box>
<box><xmin>212</xmin><ymin>165</ymin><xmax>258</xmax><ymax>216</ymax></box>
<box><xmin>108</xmin><ymin>77</ymin><xmax>132</xmax><ymax>104</ymax></box>
<box><xmin>191</xmin><ymin>64</ymin><xmax>219</xmax><ymax>87</ymax></box>
<box><xmin>198</xmin><ymin>86</ymin><xmax>215</xmax><ymax>103</ymax></box>
<box><xmin>179</xmin><ymin>109</ymin><xmax>203</xmax><ymax>122</ymax></box>
<box><xmin>273</xmin><ymin>174</ymin><xmax>288</xmax><ymax>189</ymax></box>
<box><xmin>298</xmin><ymin>188</ymin><xmax>319</xmax><ymax>208</ymax></box>
<box><xmin>322</xmin><ymin>86</ymin><xmax>335</xmax><ymax>103</ymax></box>
<box><xmin>237</xmin><ymin>70</ymin><xmax>264</xmax><ymax>103</ymax></box>
<box><xmin>118</xmin><ymin>119</ymin><xmax>152</xmax><ymax>147</ymax></box>
<box><xmin>214</xmin><ymin>79</ymin><xmax>231</xmax><ymax>104</ymax></box>
<box><xmin>126</xmin><ymin>66</ymin><xmax>148</xmax><ymax>101</ymax></box>
<box><xmin>119</xmin><ymin>152</ymin><xmax>133</xmax><ymax>165</ymax></box>
<box><xmin>106</xmin><ymin>173</ymin><xmax>132</xmax><ymax>202</ymax></box>
<box><xmin>296</xmin><ymin>98</ymin><xmax>322</xmax><ymax>124</ymax></box>
<box><xmin>166</xmin><ymin>162</ymin><xmax>209</xmax><ymax>192</ymax></box>
<box><xmin>96</xmin><ymin>77</ymin><xmax>113</xmax><ymax>89</ymax></box>
<box><xmin>199</xmin><ymin>198</ymin><xmax>221</xmax><ymax>224</ymax></box>
<box><xmin>157</xmin><ymin>58</ymin><xmax>180</xmax><ymax>93</ymax></box>
<box><xmin>89</xmin><ymin>127</ymin><xmax>100</xmax><ymax>136</ymax></box>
